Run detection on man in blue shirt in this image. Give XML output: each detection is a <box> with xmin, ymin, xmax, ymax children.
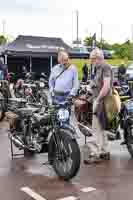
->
<box><xmin>49</xmin><ymin>50</ymin><xmax>79</xmax><ymax>104</ymax></box>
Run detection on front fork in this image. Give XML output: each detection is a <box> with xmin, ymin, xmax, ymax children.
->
<box><xmin>52</xmin><ymin>127</ymin><xmax>63</xmax><ymax>158</ymax></box>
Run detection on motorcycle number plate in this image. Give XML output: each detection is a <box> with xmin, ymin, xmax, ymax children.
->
<box><xmin>40</xmin><ymin>82</ymin><xmax>45</xmax><ymax>87</ymax></box>
<box><xmin>58</xmin><ymin>109</ymin><xmax>69</xmax><ymax>121</ymax></box>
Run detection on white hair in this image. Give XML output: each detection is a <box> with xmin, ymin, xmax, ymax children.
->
<box><xmin>58</xmin><ymin>50</ymin><xmax>69</xmax><ymax>60</ymax></box>
<box><xmin>90</xmin><ymin>48</ymin><xmax>104</xmax><ymax>59</ymax></box>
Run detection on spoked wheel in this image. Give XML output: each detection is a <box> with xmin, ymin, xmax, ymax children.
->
<box><xmin>49</xmin><ymin>129</ymin><xmax>80</xmax><ymax>181</ymax></box>
<box><xmin>126</xmin><ymin>126</ymin><xmax>133</xmax><ymax>157</ymax></box>
<box><xmin>0</xmin><ymin>92</ymin><xmax>5</xmax><ymax>121</ymax></box>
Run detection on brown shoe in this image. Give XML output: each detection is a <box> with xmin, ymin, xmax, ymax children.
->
<box><xmin>84</xmin><ymin>156</ymin><xmax>102</xmax><ymax>164</ymax></box>
<box><xmin>100</xmin><ymin>152</ymin><xmax>110</xmax><ymax>160</ymax></box>
<box><xmin>120</xmin><ymin>141</ymin><xmax>127</xmax><ymax>145</ymax></box>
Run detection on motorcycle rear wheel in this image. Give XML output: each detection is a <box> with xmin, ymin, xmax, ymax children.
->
<box><xmin>0</xmin><ymin>92</ymin><xmax>5</xmax><ymax>121</ymax></box>
<box><xmin>48</xmin><ymin>129</ymin><xmax>80</xmax><ymax>181</ymax></box>
<box><xmin>126</xmin><ymin>126</ymin><xmax>133</xmax><ymax>158</ymax></box>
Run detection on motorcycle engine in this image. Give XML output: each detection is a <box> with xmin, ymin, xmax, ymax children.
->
<box><xmin>7</xmin><ymin>112</ymin><xmax>25</xmax><ymax>136</ymax></box>
<box><xmin>32</xmin><ymin>113</ymin><xmax>50</xmax><ymax>138</ymax></box>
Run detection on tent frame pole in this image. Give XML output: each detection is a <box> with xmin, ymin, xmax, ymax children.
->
<box><xmin>50</xmin><ymin>56</ymin><xmax>53</xmax><ymax>71</ymax></box>
<box><xmin>30</xmin><ymin>56</ymin><xmax>32</xmax><ymax>72</ymax></box>
<box><xmin>4</xmin><ymin>54</ymin><xmax>7</xmax><ymax>65</ymax></box>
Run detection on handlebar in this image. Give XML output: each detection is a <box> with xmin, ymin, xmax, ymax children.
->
<box><xmin>50</xmin><ymin>98</ymin><xmax>73</xmax><ymax>109</ymax></box>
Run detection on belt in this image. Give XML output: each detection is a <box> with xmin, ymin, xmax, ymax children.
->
<box><xmin>54</xmin><ymin>90</ymin><xmax>70</xmax><ymax>96</ymax></box>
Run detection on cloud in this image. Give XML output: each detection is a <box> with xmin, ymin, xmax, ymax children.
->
<box><xmin>0</xmin><ymin>0</ymin><xmax>48</xmax><ymax>14</ymax></box>
<box><xmin>0</xmin><ymin>0</ymin><xmax>133</xmax><ymax>44</ymax></box>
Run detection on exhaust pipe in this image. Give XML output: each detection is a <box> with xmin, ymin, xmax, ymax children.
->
<box><xmin>9</xmin><ymin>134</ymin><xmax>25</xmax><ymax>149</ymax></box>
<box><xmin>78</xmin><ymin>122</ymin><xmax>117</xmax><ymax>140</ymax></box>
<box><xmin>9</xmin><ymin>134</ymin><xmax>36</xmax><ymax>150</ymax></box>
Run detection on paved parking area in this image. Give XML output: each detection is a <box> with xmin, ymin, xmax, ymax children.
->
<box><xmin>0</xmin><ymin>121</ymin><xmax>133</xmax><ymax>200</ymax></box>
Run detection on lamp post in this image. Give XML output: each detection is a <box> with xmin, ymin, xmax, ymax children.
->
<box><xmin>131</xmin><ymin>24</ymin><xmax>133</xmax><ymax>60</ymax></box>
<box><xmin>100</xmin><ymin>22</ymin><xmax>103</xmax><ymax>49</ymax></box>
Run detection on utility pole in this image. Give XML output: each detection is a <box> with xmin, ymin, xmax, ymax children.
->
<box><xmin>72</xmin><ymin>11</ymin><xmax>74</xmax><ymax>45</ymax></box>
<box><xmin>100</xmin><ymin>22</ymin><xmax>103</xmax><ymax>49</ymax></box>
<box><xmin>76</xmin><ymin>10</ymin><xmax>79</xmax><ymax>46</ymax></box>
<box><xmin>2</xmin><ymin>19</ymin><xmax>6</xmax><ymax>36</ymax></box>
<box><xmin>131</xmin><ymin>24</ymin><xmax>133</xmax><ymax>60</ymax></box>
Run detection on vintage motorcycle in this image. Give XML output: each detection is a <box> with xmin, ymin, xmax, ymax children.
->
<box><xmin>0</xmin><ymin>80</ymin><xmax>11</xmax><ymax>121</ymax></box>
<box><xmin>6</xmin><ymin>97</ymin><xmax>80</xmax><ymax>181</ymax></box>
<box><xmin>15</xmin><ymin>72</ymin><xmax>48</xmax><ymax>105</ymax></box>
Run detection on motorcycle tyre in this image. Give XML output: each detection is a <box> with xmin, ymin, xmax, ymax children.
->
<box><xmin>48</xmin><ymin>129</ymin><xmax>80</xmax><ymax>181</ymax></box>
<box><xmin>0</xmin><ymin>92</ymin><xmax>5</xmax><ymax>122</ymax></box>
<box><xmin>126</xmin><ymin>127</ymin><xmax>133</xmax><ymax>158</ymax></box>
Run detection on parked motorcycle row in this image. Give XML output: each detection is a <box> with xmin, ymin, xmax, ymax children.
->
<box><xmin>0</xmin><ymin>72</ymin><xmax>81</xmax><ymax>181</ymax></box>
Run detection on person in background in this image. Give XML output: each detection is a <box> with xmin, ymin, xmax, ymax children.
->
<box><xmin>83</xmin><ymin>48</ymin><xmax>113</xmax><ymax>164</ymax></box>
<box><xmin>82</xmin><ymin>63</ymin><xmax>88</xmax><ymax>82</ymax></box>
<box><xmin>22</xmin><ymin>65</ymin><xmax>28</xmax><ymax>79</ymax></box>
<box><xmin>49</xmin><ymin>50</ymin><xmax>79</xmax><ymax>104</ymax></box>
<box><xmin>118</xmin><ymin>61</ymin><xmax>126</xmax><ymax>84</ymax></box>
<box><xmin>90</xmin><ymin>63</ymin><xmax>96</xmax><ymax>80</ymax></box>
<box><xmin>0</xmin><ymin>57</ymin><xmax>8</xmax><ymax>80</ymax></box>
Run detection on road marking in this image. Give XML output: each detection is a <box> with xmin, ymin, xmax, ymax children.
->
<box><xmin>21</xmin><ymin>187</ymin><xmax>47</xmax><ymax>200</ymax></box>
<box><xmin>57</xmin><ymin>197</ymin><xmax>78</xmax><ymax>200</ymax></box>
<box><xmin>73</xmin><ymin>182</ymin><xmax>96</xmax><ymax>193</ymax></box>
<box><xmin>80</xmin><ymin>187</ymin><xmax>96</xmax><ymax>193</ymax></box>
<box><xmin>21</xmin><ymin>185</ymin><xmax>96</xmax><ymax>200</ymax></box>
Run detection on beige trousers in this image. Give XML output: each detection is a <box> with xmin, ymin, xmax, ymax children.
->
<box><xmin>92</xmin><ymin>114</ymin><xmax>109</xmax><ymax>155</ymax></box>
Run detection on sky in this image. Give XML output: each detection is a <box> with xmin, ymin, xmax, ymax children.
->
<box><xmin>0</xmin><ymin>0</ymin><xmax>133</xmax><ymax>45</ymax></box>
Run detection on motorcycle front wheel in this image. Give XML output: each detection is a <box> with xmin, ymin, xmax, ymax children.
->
<box><xmin>48</xmin><ymin>129</ymin><xmax>80</xmax><ymax>181</ymax></box>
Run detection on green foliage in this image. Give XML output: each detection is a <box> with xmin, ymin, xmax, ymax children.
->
<box><xmin>113</xmin><ymin>41</ymin><xmax>133</xmax><ymax>60</ymax></box>
<box><xmin>84</xmin><ymin>36</ymin><xmax>113</xmax><ymax>50</ymax></box>
<box><xmin>0</xmin><ymin>35</ymin><xmax>7</xmax><ymax>45</ymax></box>
<box><xmin>83</xmin><ymin>36</ymin><xmax>92</xmax><ymax>47</ymax></box>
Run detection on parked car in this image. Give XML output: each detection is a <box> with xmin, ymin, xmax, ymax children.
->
<box><xmin>103</xmin><ymin>50</ymin><xmax>112</xmax><ymax>59</ymax></box>
<box><xmin>71</xmin><ymin>46</ymin><xmax>89</xmax><ymax>59</ymax></box>
<box><xmin>111</xmin><ymin>66</ymin><xmax>119</xmax><ymax>82</ymax></box>
<box><xmin>126</xmin><ymin>64</ymin><xmax>133</xmax><ymax>80</ymax></box>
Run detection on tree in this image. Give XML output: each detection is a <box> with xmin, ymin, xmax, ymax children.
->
<box><xmin>84</xmin><ymin>36</ymin><xmax>112</xmax><ymax>50</ymax></box>
<box><xmin>84</xmin><ymin>36</ymin><xmax>92</xmax><ymax>47</ymax></box>
<box><xmin>112</xmin><ymin>40</ymin><xmax>133</xmax><ymax>59</ymax></box>
<box><xmin>0</xmin><ymin>35</ymin><xmax>7</xmax><ymax>45</ymax></box>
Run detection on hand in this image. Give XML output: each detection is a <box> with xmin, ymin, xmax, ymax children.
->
<box><xmin>93</xmin><ymin>99</ymin><xmax>99</xmax><ymax>114</ymax></box>
<box><xmin>66</xmin><ymin>95</ymin><xmax>73</xmax><ymax>103</ymax></box>
<box><xmin>51</xmin><ymin>91</ymin><xmax>55</xmax><ymax>97</ymax></box>
<box><xmin>86</xmin><ymin>85</ymin><xmax>93</xmax><ymax>95</ymax></box>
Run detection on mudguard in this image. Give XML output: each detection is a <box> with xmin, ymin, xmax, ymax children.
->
<box><xmin>48</xmin><ymin>126</ymin><xmax>78</xmax><ymax>164</ymax></box>
<box><xmin>60</xmin><ymin>124</ymin><xmax>78</xmax><ymax>140</ymax></box>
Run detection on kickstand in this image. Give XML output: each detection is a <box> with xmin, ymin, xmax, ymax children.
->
<box><xmin>42</xmin><ymin>161</ymin><xmax>50</xmax><ymax>165</ymax></box>
<box><xmin>10</xmin><ymin>138</ymin><xmax>24</xmax><ymax>159</ymax></box>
